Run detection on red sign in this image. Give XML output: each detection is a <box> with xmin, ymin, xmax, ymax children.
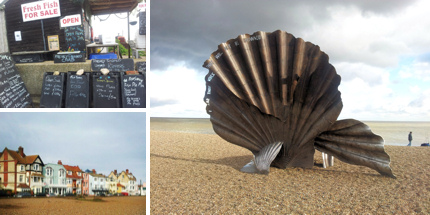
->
<box><xmin>60</xmin><ymin>14</ymin><xmax>82</xmax><ymax>28</ymax></box>
<box><xmin>21</xmin><ymin>0</ymin><xmax>61</xmax><ymax>22</ymax></box>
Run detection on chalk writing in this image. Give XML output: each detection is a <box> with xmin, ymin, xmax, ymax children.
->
<box><xmin>0</xmin><ymin>53</ymin><xmax>32</xmax><ymax>108</ymax></box>
<box><xmin>65</xmin><ymin>73</ymin><xmax>89</xmax><ymax>108</ymax></box>
<box><xmin>92</xmin><ymin>73</ymin><xmax>120</xmax><ymax>108</ymax></box>
<box><xmin>91</xmin><ymin>59</ymin><xmax>134</xmax><ymax>72</ymax></box>
<box><xmin>64</xmin><ymin>26</ymin><xmax>85</xmax><ymax>51</ymax></box>
<box><xmin>40</xmin><ymin>73</ymin><xmax>65</xmax><ymax>108</ymax></box>
<box><xmin>121</xmin><ymin>73</ymin><xmax>146</xmax><ymax>108</ymax></box>
<box><xmin>54</xmin><ymin>54</ymin><xmax>85</xmax><ymax>63</ymax></box>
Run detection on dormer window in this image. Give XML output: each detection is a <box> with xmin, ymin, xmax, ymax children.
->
<box><xmin>46</xmin><ymin>167</ymin><xmax>53</xmax><ymax>176</ymax></box>
<box><xmin>77</xmin><ymin>172</ymin><xmax>81</xmax><ymax>176</ymax></box>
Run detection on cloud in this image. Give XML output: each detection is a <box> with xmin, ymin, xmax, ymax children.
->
<box><xmin>150</xmin><ymin>0</ymin><xmax>430</xmax><ymax>121</ymax></box>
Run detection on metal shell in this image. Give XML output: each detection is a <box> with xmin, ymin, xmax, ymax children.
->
<box><xmin>203</xmin><ymin>30</ymin><xmax>394</xmax><ymax>177</ymax></box>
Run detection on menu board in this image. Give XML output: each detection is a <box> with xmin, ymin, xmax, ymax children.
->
<box><xmin>92</xmin><ymin>72</ymin><xmax>120</xmax><ymax>108</ymax></box>
<box><xmin>135</xmin><ymin>61</ymin><xmax>146</xmax><ymax>73</ymax></box>
<box><xmin>54</xmin><ymin>53</ymin><xmax>85</xmax><ymax>63</ymax></box>
<box><xmin>40</xmin><ymin>72</ymin><xmax>65</xmax><ymax>108</ymax></box>
<box><xmin>0</xmin><ymin>53</ymin><xmax>32</xmax><ymax>108</ymax></box>
<box><xmin>91</xmin><ymin>59</ymin><xmax>134</xmax><ymax>72</ymax></box>
<box><xmin>65</xmin><ymin>72</ymin><xmax>90</xmax><ymax>108</ymax></box>
<box><xmin>121</xmin><ymin>72</ymin><xmax>146</xmax><ymax>108</ymax></box>
<box><xmin>64</xmin><ymin>25</ymin><xmax>86</xmax><ymax>51</ymax></box>
<box><xmin>139</xmin><ymin>11</ymin><xmax>146</xmax><ymax>35</ymax></box>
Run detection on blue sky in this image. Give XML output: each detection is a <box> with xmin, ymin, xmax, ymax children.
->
<box><xmin>0</xmin><ymin>112</ymin><xmax>146</xmax><ymax>183</ymax></box>
<box><xmin>150</xmin><ymin>0</ymin><xmax>430</xmax><ymax>121</ymax></box>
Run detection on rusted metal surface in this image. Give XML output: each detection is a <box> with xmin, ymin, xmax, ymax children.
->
<box><xmin>203</xmin><ymin>30</ymin><xmax>395</xmax><ymax>178</ymax></box>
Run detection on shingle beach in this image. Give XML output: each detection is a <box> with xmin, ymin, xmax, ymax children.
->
<box><xmin>151</xmin><ymin>130</ymin><xmax>430</xmax><ymax>214</ymax></box>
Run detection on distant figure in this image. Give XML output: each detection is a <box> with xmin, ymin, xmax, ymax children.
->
<box><xmin>408</xmin><ymin>131</ymin><xmax>413</xmax><ymax>146</ymax></box>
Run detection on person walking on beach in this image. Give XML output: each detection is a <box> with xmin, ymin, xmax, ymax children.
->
<box><xmin>408</xmin><ymin>131</ymin><xmax>413</xmax><ymax>146</ymax></box>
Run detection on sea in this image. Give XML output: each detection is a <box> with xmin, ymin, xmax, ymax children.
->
<box><xmin>151</xmin><ymin>118</ymin><xmax>430</xmax><ymax>146</ymax></box>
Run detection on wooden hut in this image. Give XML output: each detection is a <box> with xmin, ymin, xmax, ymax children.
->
<box><xmin>3</xmin><ymin>0</ymin><xmax>141</xmax><ymax>62</ymax></box>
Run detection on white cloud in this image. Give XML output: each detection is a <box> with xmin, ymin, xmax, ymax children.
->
<box><xmin>150</xmin><ymin>63</ymin><xmax>208</xmax><ymax>118</ymax></box>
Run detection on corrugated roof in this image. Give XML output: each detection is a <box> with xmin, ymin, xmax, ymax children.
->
<box><xmin>89</xmin><ymin>0</ymin><xmax>141</xmax><ymax>15</ymax></box>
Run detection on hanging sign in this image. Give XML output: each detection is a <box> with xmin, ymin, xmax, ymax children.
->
<box><xmin>137</xmin><ymin>3</ymin><xmax>146</xmax><ymax>12</ymax></box>
<box><xmin>21</xmin><ymin>0</ymin><xmax>61</xmax><ymax>22</ymax></box>
<box><xmin>60</xmin><ymin>14</ymin><xmax>82</xmax><ymax>28</ymax></box>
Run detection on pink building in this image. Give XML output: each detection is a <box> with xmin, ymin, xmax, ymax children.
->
<box><xmin>82</xmin><ymin>171</ymin><xmax>90</xmax><ymax>195</ymax></box>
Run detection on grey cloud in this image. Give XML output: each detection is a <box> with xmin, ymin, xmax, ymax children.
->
<box><xmin>151</xmin><ymin>0</ymin><xmax>417</xmax><ymax>72</ymax></box>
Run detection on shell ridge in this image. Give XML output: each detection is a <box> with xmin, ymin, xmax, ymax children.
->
<box><xmin>238</xmin><ymin>34</ymin><xmax>272</xmax><ymax>114</ymax></box>
<box><xmin>203</xmin><ymin>30</ymin><xmax>394</xmax><ymax>177</ymax></box>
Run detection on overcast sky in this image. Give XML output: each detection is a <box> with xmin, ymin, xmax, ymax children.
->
<box><xmin>150</xmin><ymin>0</ymin><xmax>430</xmax><ymax>121</ymax></box>
<box><xmin>0</xmin><ymin>112</ymin><xmax>146</xmax><ymax>183</ymax></box>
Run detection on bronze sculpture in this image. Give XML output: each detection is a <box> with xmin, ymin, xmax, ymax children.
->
<box><xmin>203</xmin><ymin>30</ymin><xmax>395</xmax><ymax>178</ymax></box>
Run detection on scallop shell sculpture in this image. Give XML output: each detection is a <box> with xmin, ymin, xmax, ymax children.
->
<box><xmin>203</xmin><ymin>30</ymin><xmax>395</xmax><ymax>178</ymax></box>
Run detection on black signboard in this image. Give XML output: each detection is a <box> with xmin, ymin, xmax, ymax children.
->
<box><xmin>135</xmin><ymin>61</ymin><xmax>146</xmax><ymax>73</ymax></box>
<box><xmin>121</xmin><ymin>72</ymin><xmax>146</xmax><ymax>108</ymax></box>
<box><xmin>65</xmin><ymin>25</ymin><xmax>86</xmax><ymax>52</ymax></box>
<box><xmin>12</xmin><ymin>54</ymin><xmax>44</xmax><ymax>64</ymax></box>
<box><xmin>92</xmin><ymin>72</ymin><xmax>120</xmax><ymax>108</ymax></box>
<box><xmin>139</xmin><ymin>11</ymin><xmax>146</xmax><ymax>35</ymax></box>
<box><xmin>40</xmin><ymin>72</ymin><xmax>66</xmax><ymax>108</ymax></box>
<box><xmin>0</xmin><ymin>53</ymin><xmax>32</xmax><ymax>108</ymax></box>
<box><xmin>91</xmin><ymin>59</ymin><xmax>134</xmax><ymax>72</ymax></box>
<box><xmin>54</xmin><ymin>53</ymin><xmax>85</xmax><ymax>63</ymax></box>
<box><xmin>65</xmin><ymin>72</ymin><xmax>90</xmax><ymax>108</ymax></box>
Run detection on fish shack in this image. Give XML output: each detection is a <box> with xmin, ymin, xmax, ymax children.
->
<box><xmin>3</xmin><ymin>0</ymin><xmax>142</xmax><ymax>63</ymax></box>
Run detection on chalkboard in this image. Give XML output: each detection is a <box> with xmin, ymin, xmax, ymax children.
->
<box><xmin>12</xmin><ymin>54</ymin><xmax>44</xmax><ymax>64</ymax></box>
<box><xmin>54</xmin><ymin>53</ymin><xmax>85</xmax><ymax>63</ymax></box>
<box><xmin>65</xmin><ymin>72</ymin><xmax>90</xmax><ymax>108</ymax></box>
<box><xmin>135</xmin><ymin>61</ymin><xmax>146</xmax><ymax>73</ymax></box>
<box><xmin>40</xmin><ymin>72</ymin><xmax>65</xmax><ymax>108</ymax></box>
<box><xmin>92</xmin><ymin>72</ymin><xmax>120</xmax><ymax>108</ymax></box>
<box><xmin>121</xmin><ymin>72</ymin><xmax>146</xmax><ymax>108</ymax></box>
<box><xmin>65</xmin><ymin>25</ymin><xmax>86</xmax><ymax>52</ymax></box>
<box><xmin>0</xmin><ymin>53</ymin><xmax>33</xmax><ymax>108</ymax></box>
<box><xmin>91</xmin><ymin>59</ymin><xmax>134</xmax><ymax>72</ymax></box>
<box><xmin>139</xmin><ymin>12</ymin><xmax>146</xmax><ymax>35</ymax></box>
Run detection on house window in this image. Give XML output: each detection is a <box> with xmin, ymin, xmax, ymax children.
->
<box><xmin>34</xmin><ymin>164</ymin><xmax>39</xmax><ymax>171</ymax></box>
<box><xmin>50</xmin><ymin>179</ymin><xmax>53</xmax><ymax>184</ymax></box>
<box><xmin>68</xmin><ymin>171</ymin><xmax>72</xmax><ymax>175</ymax></box>
<box><xmin>59</xmin><ymin>169</ymin><xmax>65</xmax><ymax>177</ymax></box>
<box><xmin>46</xmin><ymin>167</ymin><xmax>53</xmax><ymax>176</ymax></box>
<box><xmin>94</xmin><ymin>178</ymin><xmax>97</xmax><ymax>181</ymax></box>
<box><xmin>19</xmin><ymin>175</ymin><xmax>23</xmax><ymax>182</ymax></box>
<box><xmin>101</xmin><ymin>179</ymin><xmax>103</xmax><ymax>182</ymax></box>
<box><xmin>77</xmin><ymin>172</ymin><xmax>81</xmax><ymax>176</ymax></box>
<box><xmin>21</xmin><ymin>165</ymin><xmax>24</xmax><ymax>171</ymax></box>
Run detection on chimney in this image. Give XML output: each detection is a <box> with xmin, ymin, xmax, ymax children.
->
<box><xmin>18</xmin><ymin>146</ymin><xmax>24</xmax><ymax>157</ymax></box>
<box><xmin>58</xmin><ymin>160</ymin><xmax>62</xmax><ymax>165</ymax></box>
<box><xmin>114</xmin><ymin>170</ymin><xmax>117</xmax><ymax>175</ymax></box>
<box><xmin>126</xmin><ymin>169</ymin><xmax>129</xmax><ymax>174</ymax></box>
<box><xmin>92</xmin><ymin>169</ymin><xmax>96</xmax><ymax>174</ymax></box>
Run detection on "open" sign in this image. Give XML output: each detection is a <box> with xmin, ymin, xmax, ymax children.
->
<box><xmin>60</xmin><ymin>14</ymin><xmax>82</xmax><ymax>28</ymax></box>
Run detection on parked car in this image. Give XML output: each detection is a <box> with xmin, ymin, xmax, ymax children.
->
<box><xmin>46</xmin><ymin>193</ymin><xmax>57</xmax><ymax>197</ymax></box>
<box><xmin>16</xmin><ymin>192</ymin><xmax>32</xmax><ymax>198</ymax></box>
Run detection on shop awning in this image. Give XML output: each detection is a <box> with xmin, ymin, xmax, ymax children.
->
<box><xmin>89</xmin><ymin>0</ymin><xmax>141</xmax><ymax>15</ymax></box>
